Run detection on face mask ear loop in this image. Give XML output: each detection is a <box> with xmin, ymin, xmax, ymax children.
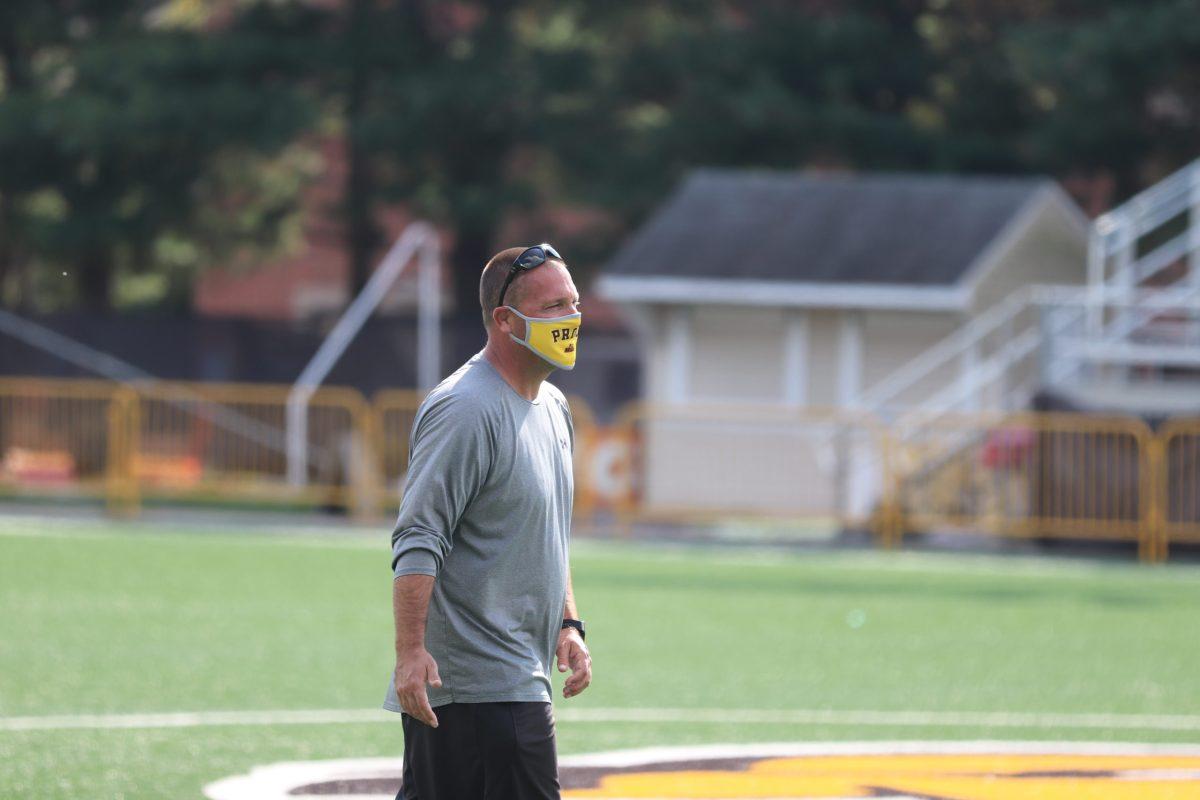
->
<box><xmin>504</xmin><ymin>306</ymin><xmax>532</xmax><ymax>344</ymax></box>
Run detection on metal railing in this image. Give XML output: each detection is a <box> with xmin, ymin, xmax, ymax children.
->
<box><xmin>0</xmin><ymin>377</ymin><xmax>125</xmax><ymax>511</ymax></box>
<box><xmin>287</xmin><ymin>222</ymin><xmax>442</xmax><ymax>486</ymax></box>
<box><xmin>858</xmin><ymin>287</ymin><xmax>1037</xmax><ymax>419</ymax></box>
<box><xmin>861</xmin><ymin>285</ymin><xmax>1200</xmax><ymax>423</ymax></box>
<box><xmin>1084</xmin><ymin>157</ymin><xmax>1200</xmax><ymax>378</ymax></box>
<box><xmin>132</xmin><ymin>381</ymin><xmax>371</xmax><ymax>511</ymax></box>
<box><xmin>1159</xmin><ymin>419</ymin><xmax>1200</xmax><ymax>549</ymax></box>
<box><xmin>0</xmin><ymin>377</ymin><xmax>371</xmax><ymax>515</ymax></box>
<box><xmin>603</xmin><ymin>402</ymin><xmax>1195</xmax><ymax>562</ymax></box>
<box><xmin>859</xmin><ymin>158</ymin><xmax>1200</xmax><ymax>425</ymax></box>
<box><xmin>889</xmin><ymin>411</ymin><xmax>1158</xmax><ymax>558</ymax></box>
<box><xmin>2</xmin><ymin>377</ymin><xmax>1198</xmax><ymax>561</ymax></box>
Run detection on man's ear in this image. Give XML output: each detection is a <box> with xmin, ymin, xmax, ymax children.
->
<box><xmin>493</xmin><ymin>306</ymin><xmax>519</xmax><ymax>336</ymax></box>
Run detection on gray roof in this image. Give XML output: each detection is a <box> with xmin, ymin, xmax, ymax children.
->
<box><xmin>605</xmin><ymin>170</ymin><xmax>1055</xmax><ymax>286</ymax></box>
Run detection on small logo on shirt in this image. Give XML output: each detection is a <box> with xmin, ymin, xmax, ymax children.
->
<box><xmin>559</xmin><ymin>437</ymin><xmax>569</xmax><ymax>451</ymax></box>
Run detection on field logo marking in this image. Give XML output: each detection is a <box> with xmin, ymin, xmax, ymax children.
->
<box><xmin>204</xmin><ymin>741</ymin><xmax>1200</xmax><ymax>799</ymax></box>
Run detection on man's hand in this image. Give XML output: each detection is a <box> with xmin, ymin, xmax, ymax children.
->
<box><xmin>556</xmin><ymin>627</ymin><xmax>591</xmax><ymax>699</ymax></box>
<box><xmin>395</xmin><ymin>648</ymin><xmax>442</xmax><ymax>728</ymax></box>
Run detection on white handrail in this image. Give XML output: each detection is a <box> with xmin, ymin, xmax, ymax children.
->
<box><xmin>1095</xmin><ymin>159</ymin><xmax>1200</xmax><ymax>236</ymax></box>
<box><xmin>1092</xmin><ymin>159</ymin><xmax>1200</xmax><ymax>296</ymax></box>
<box><xmin>859</xmin><ymin>283</ymin><xmax>1200</xmax><ymax>419</ymax></box>
<box><xmin>857</xmin><ymin>286</ymin><xmax>1035</xmax><ymax>413</ymax></box>
<box><xmin>852</xmin><ymin>162</ymin><xmax>1200</xmax><ymax>515</ymax></box>
<box><xmin>286</xmin><ymin>222</ymin><xmax>440</xmax><ymax>486</ymax></box>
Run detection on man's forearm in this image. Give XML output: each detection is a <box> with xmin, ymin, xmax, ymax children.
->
<box><xmin>562</xmin><ymin>569</ymin><xmax>578</xmax><ymax>619</ymax></box>
<box><xmin>393</xmin><ymin>574</ymin><xmax>435</xmax><ymax>656</ymax></box>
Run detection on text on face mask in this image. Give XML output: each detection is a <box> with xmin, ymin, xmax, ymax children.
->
<box><xmin>550</xmin><ymin>327</ymin><xmax>579</xmax><ymax>343</ymax></box>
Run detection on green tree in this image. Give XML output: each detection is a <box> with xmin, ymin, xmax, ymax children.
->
<box><xmin>915</xmin><ymin>0</ymin><xmax>1200</xmax><ymax>195</ymax></box>
<box><xmin>1009</xmin><ymin>0</ymin><xmax>1200</xmax><ymax>193</ymax></box>
<box><xmin>0</xmin><ymin>0</ymin><xmax>315</xmax><ymax>311</ymax></box>
<box><xmin>238</xmin><ymin>0</ymin><xmax>634</xmax><ymax>323</ymax></box>
<box><xmin>9</xmin><ymin>0</ymin><xmax>1195</xmax><ymax>317</ymax></box>
<box><xmin>572</xmin><ymin>1</ymin><xmax>938</xmax><ymax>222</ymax></box>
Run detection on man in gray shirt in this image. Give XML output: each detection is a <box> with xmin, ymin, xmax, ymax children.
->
<box><xmin>384</xmin><ymin>244</ymin><xmax>591</xmax><ymax>799</ymax></box>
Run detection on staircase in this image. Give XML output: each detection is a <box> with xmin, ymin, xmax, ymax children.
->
<box><xmin>860</xmin><ymin>157</ymin><xmax>1200</xmax><ymax>424</ymax></box>
<box><xmin>844</xmin><ymin>159</ymin><xmax>1200</xmax><ymax>523</ymax></box>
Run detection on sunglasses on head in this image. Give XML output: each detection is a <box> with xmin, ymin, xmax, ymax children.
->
<box><xmin>496</xmin><ymin>243</ymin><xmax>563</xmax><ymax>308</ymax></box>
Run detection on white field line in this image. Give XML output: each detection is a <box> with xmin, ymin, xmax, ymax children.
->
<box><xmin>4</xmin><ymin>707</ymin><xmax>1200</xmax><ymax>733</ymax></box>
<box><xmin>0</xmin><ymin>515</ymin><xmax>383</xmax><ymax>549</ymax></box>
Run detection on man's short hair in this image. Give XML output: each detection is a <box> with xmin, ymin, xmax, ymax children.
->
<box><xmin>480</xmin><ymin>247</ymin><xmax>525</xmax><ymax>329</ymax></box>
<box><xmin>479</xmin><ymin>246</ymin><xmax>566</xmax><ymax>329</ymax></box>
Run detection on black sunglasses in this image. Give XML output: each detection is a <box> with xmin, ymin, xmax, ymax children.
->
<box><xmin>496</xmin><ymin>243</ymin><xmax>563</xmax><ymax>308</ymax></box>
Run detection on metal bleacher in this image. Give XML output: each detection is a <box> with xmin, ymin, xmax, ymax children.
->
<box><xmin>847</xmin><ymin>160</ymin><xmax>1200</xmax><ymax>554</ymax></box>
<box><xmin>860</xmin><ymin>157</ymin><xmax>1200</xmax><ymax>424</ymax></box>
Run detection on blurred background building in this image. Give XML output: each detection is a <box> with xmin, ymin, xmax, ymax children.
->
<box><xmin>599</xmin><ymin>170</ymin><xmax>1089</xmax><ymax>409</ymax></box>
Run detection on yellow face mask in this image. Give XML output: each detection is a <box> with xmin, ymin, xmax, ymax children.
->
<box><xmin>506</xmin><ymin>307</ymin><xmax>581</xmax><ymax>370</ymax></box>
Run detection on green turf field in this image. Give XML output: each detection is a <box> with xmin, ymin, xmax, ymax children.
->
<box><xmin>1</xmin><ymin>514</ymin><xmax>1198</xmax><ymax>799</ymax></box>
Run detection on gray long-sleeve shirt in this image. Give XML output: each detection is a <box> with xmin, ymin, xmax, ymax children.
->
<box><xmin>383</xmin><ymin>352</ymin><xmax>574</xmax><ymax>710</ymax></box>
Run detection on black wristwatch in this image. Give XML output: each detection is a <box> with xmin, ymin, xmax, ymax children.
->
<box><xmin>561</xmin><ymin>618</ymin><xmax>586</xmax><ymax>641</ymax></box>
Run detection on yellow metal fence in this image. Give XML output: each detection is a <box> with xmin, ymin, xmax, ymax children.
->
<box><xmin>131</xmin><ymin>382</ymin><xmax>370</xmax><ymax>511</ymax></box>
<box><xmin>0</xmin><ymin>376</ymin><xmax>1196</xmax><ymax>561</ymax></box>
<box><xmin>889</xmin><ymin>412</ymin><xmax>1159</xmax><ymax>559</ymax></box>
<box><xmin>1160</xmin><ymin>419</ymin><xmax>1200</xmax><ymax>550</ymax></box>
<box><xmin>0</xmin><ymin>378</ymin><xmax>125</xmax><ymax>511</ymax></box>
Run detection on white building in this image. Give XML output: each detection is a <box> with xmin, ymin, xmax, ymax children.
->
<box><xmin>596</xmin><ymin>169</ymin><xmax>1090</xmax><ymax>519</ymax></box>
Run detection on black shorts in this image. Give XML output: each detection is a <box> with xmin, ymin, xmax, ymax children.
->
<box><xmin>398</xmin><ymin>701</ymin><xmax>560</xmax><ymax>800</ymax></box>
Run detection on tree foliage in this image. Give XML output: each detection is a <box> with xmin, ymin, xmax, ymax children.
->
<box><xmin>0</xmin><ymin>0</ymin><xmax>1197</xmax><ymax>313</ymax></box>
<box><xmin>0</xmin><ymin>0</ymin><xmax>314</xmax><ymax>310</ymax></box>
